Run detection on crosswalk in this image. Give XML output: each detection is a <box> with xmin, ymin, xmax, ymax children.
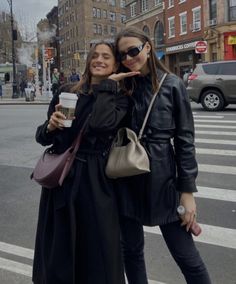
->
<box><xmin>0</xmin><ymin>110</ymin><xmax>236</xmax><ymax>284</ymax></box>
<box><xmin>146</xmin><ymin>111</ymin><xmax>236</xmax><ymax>284</ymax></box>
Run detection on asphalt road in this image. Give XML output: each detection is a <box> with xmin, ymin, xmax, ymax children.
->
<box><xmin>0</xmin><ymin>103</ymin><xmax>236</xmax><ymax>284</ymax></box>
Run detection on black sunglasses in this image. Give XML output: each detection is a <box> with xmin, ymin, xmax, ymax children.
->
<box><xmin>118</xmin><ymin>42</ymin><xmax>146</xmax><ymax>61</ymax></box>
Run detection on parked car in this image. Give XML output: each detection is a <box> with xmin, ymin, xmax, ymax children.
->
<box><xmin>187</xmin><ymin>60</ymin><xmax>236</xmax><ymax>111</ymax></box>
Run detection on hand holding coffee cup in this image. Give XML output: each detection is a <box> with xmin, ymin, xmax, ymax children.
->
<box><xmin>47</xmin><ymin>92</ymin><xmax>78</xmax><ymax>132</ymax></box>
<box><xmin>58</xmin><ymin>92</ymin><xmax>78</xmax><ymax>127</ymax></box>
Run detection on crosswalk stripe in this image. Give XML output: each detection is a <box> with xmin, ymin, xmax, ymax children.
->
<box><xmin>196</xmin><ymin>130</ymin><xmax>236</xmax><ymax>136</ymax></box>
<box><xmin>0</xmin><ymin>257</ymin><xmax>32</xmax><ymax>277</ymax></box>
<box><xmin>199</xmin><ymin>164</ymin><xmax>236</xmax><ymax>175</ymax></box>
<box><xmin>0</xmin><ymin>241</ymin><xmax>33</xmax><ymax>259</ymax></box>
<box><xmin>195</xmin><ymin>124</ymin><xmax>236</xmax><ymax>129</ymax></box>
<box><xmin>195</xmin><ymin>119</ymin><xmax>236</xmax><ymax>123</ymax></box>
<box><xmin>144</xmin><ymin>224</ymin><xmax>236</xmax><ymax>249</ymax></box>
<box><xmin>193</xmin><ymin>115</ymin><xmax>224</xmax><ymax>118</ymax></box>
<box><xmin>195</xmin><ymin>138</ymin><xmax>236</xmax><ymax>145</ymax></box>
<box><xmin>196</xmin><ymin>186</ymin><xmax>236</xmax><ymax>202</ymax></box>
<box><xmin>196</xmin><ymin>148</ymin><xmax>236</xmax><ymax>156</ymax></box>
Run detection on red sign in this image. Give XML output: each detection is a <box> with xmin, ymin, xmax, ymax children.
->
<box><xmin>44</xmin><ymin>47</ymin><xmax>55</xmax><ymax>60</ymax></box>
<box><xmin>195</xmin><ymin>41</ymin><xmax>207</xmax><ymax>54</ymax></box>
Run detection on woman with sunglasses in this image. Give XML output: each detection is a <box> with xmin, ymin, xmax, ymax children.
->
<box><xmin>32</xmin><ymin>41</ymin><xmax>139</xmax><ymax>284</ymax></box>
<box><xmin>113</xmin><ymin>27</ymin><xmax>211</xmax><ymax>284</ymax></box>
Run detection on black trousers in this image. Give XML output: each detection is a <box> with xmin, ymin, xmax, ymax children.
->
<box><xmin>120</xmin><ymin>216</ymin><xmax>211</xmax><ymax>284</ymax></box>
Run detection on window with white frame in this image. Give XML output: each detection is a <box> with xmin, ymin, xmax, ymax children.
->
<box><xmin>179</xmin><ymin>0</ymin><xmax>186</xmax><ymax>3</ymax></box>
<box><xmin>121</xmin><ymin>14</ymin><xmax>126</xmax><ymax>23</ymax></box>
<box><xmin>192</xmin><ymin>6</ymin><xmax>201</xmax><ymax>31</ymax></box>
<box><xmin>179</xmin><ymin>12</ymin><xmax>187</xmax><ymax>34</ymax></box>
<box><xmin>103</xmin><ymin>10</ymin><xmax>107</xmax><ymax>18</ymax></box>
<box><xmin>97</xmin><ymin>8</ymin><xmax>101</xmax><ymax>18</ymax></box>
<box><xmin>168</xmin><ymin>16</ymin><xmax>175</xmax><ymax>37</ymax></box>
<box><xmin>141</xmin><ymin>0</ymin><xmax>148</xmax><ymax>11</ymax></box>
<box><xmin>93</xmin><ymin>7</ymin><xmax>97</xmax><ymax>17</ymax></box>
<box><xmin>168</xmin><ymin>0</ymin><xmax>174</xmax><ymax>8</ymax></box>
<box><xmin>155</xmin><ymin>0</ymin><xmax>162</xmax><ymax>6</ymax></box>
<box><xmin>120</xmin><ymin>0</ymin><xmax>125</xmax><ymax>8</ymax></box>
<box><xmin>130</xmin><ymin>2</ymin><xmax>137</xmax><ymax>17</ymax></box>
<box><xmin>110</xmin><ymin>11</ymin><xmax>116</xmax><ymax>21</ymax></box>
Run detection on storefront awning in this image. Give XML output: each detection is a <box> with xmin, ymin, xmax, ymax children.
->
<box><xmin>156</xmin><ymin>51</ymin><xmax>165</xmax><ymax>60</ymax></box>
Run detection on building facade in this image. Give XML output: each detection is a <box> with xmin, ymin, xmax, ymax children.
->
<box><xmin>164</xmin><ymin>0</ymin><xmax>204</xmax><ymax>77</ymax></box>
<box><xmin>203</xmin><ymin>0</ymin><xmax>236</xmax><ymax>62</ymax></box>
<box><xmin>58</xmin><ymin>0</ymin><xmax>126</xmax><ymax>76</ymax></box>
<box><xmin>125</xmin><ymin>0</ymin><xmax>165</xmax><ymax>60</ymax></box>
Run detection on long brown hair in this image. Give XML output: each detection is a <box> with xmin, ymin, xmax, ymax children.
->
<box><xmin>115</xmin><ymin>26</ymin><xmax>169</xmax><ymax>95</ymax></box>
<box><xmin>71</xmin><ymin>41</ymin><xmax>116</xmax><ymax>94</ymax></box>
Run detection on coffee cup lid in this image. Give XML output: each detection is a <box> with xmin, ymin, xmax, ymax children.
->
<box><xmin>59</xmin><ymin>92</ymin><xmax>78</xmax><ymax>100</ymax></box>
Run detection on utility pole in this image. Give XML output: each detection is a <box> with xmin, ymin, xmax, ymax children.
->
<box><xmin>7</xmin><ymin>0</ymin><xmax>18</xmax><ymax>98</ymax></box>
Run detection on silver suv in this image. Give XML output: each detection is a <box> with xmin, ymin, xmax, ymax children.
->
<box><xmin>187</xmin><ymin>61</ymin><xmax>236</xmax><ymax>111</ymax></box>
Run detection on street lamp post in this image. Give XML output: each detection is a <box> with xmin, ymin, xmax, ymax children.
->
<box><xmin>7</xmin><ymin>0</ymin><xmax>18</xmax><ymax>98</ymax></box>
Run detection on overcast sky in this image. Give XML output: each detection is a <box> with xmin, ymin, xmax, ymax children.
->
<box><xmin>1</xmin><ymin>0</ymin><xmax>58</xmax><ymax>38</ymax></box>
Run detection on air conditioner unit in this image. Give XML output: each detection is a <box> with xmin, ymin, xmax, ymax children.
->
<box><xmin>208</xmin><ymin>18</ymin><xmax>217</xmax><ymax>26</ymax></box>
<box><xmin>192</xmin><ymin>21</ymin><xmax>201</xmax><ymax>31</ymax></box>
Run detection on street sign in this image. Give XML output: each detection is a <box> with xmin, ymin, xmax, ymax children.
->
<box><xmin>195</xmin><ymin>41</ymin><xmax>208</xmax><ymax>53</ymax></box>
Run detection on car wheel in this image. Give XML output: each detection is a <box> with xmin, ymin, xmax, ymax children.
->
<box><xmin>201</xmin><ymin>90</ymin><xmax>225</xmax><ymax>111</ymax></box>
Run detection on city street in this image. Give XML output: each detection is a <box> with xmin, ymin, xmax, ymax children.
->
<box><xmin>0</xmin><ymin>103</ymin><xmax>236</xmax><ymax>284</ymax></box>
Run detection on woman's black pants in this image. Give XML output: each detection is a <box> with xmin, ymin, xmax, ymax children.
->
<box><xmin>120</xmin><ymin>216</ymin><xmax>211</xmax><ymax>284</ymax></box>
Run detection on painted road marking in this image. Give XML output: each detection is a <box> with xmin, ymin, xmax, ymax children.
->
<box><xmin>196</xmin><ymin>148</ymin><xmax>236</xmax><ymax>156</ymax></box>
<box><xmin>196</xmin><ymin>186</ymin><xmax>236</xmax><ymax>202</ymax></box>
<box><xmin>195</xmin><ymin>138</ymin><xmax>236</xmax><ymax>145</ymax></box>
<box><xmin>198</xmin><ymin>164</ymin><xmax>236</xmax><ymax>175</ymax></box>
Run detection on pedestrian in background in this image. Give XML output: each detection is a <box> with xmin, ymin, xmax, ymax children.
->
<box><xmin>0</xmin><ymin>78</ymin><xmax>3</xmax><ymax>99</ymax></box>
<box><xmin>114</xmin><ymin>26</ymin><xmax>212</xmax><ymax>284</ymax></box>
<box><xmin>19</xmin><ymin>78</ymin><xmax>27</xmax><ymax>97</ymax></box>
<box><xmin>32</xmin><ymin>41</ymin><xmax>138</xmax><ymax>284</ymax></box>
<box><xmin>51</xmin><ymin>68</ymin><xmax>60</xmax><ymax>96</ymax></box>
<box><xmin>69</xmin><ymin>68</ymin><xmax>80</xmax><ymax>82</ymax></box>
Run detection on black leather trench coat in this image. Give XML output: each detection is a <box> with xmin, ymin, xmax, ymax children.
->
<box><xmin>116</xmin><ymin>72</ymin><xmax>198</xmax><ymax>226</ymax></box>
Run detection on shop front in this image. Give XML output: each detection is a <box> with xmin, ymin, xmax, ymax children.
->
<box><xmin>165</xmin><ymin>40</ymin><xmax>203</xmax><ymax>78</ymax></box>
<box><xmin>224</xmin><ymin>32</ymin><xmax>236</xmax><ymax>60</ymax></box>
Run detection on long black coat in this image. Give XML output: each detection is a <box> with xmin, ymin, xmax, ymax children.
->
<box><xmin>116</xmin><ymin>72</ymin><xmax>198</xmax><ymax>226</ymax></box>
<box><xmin>32</xmin><ymin>79</ymin><xmax>128</xmax><ymax>284</ymax></box>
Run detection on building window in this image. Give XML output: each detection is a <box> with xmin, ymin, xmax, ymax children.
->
<box><xmin>168</xmin><ymin>0</ymin><xmax>174</xmax><ymax>8</ymax></box>
<box><xmin>110</xmin><ymin>12</ymin><xmax>116</xmax><ymax>21</ymax></box>
<box><xmin>110</xmin><ymin>26</ymin><xmax>117</xmax><ymax>35</ymax></box>
<box><xmin>192</xmin><ymin>6</ymin><xmax>201</xmax><ymax>31</ymax></box>
<box><xmin>93</xmin><ymin>24</ymin><xmax>97</xmax><ymax>34</ymax></box>
<box><xmin>179</xmin><ymin>0</ymin><xmax>186</xmax><ymax>3</ymax></box>
<box><xmin>179</xmin><ymin>12</ymin><xmax>187</xmax><ymax>35</ymax></box>
<box><xmin>143</xmin><ymin>25</ymin><xmax>150</xmax><ymax>36</ymax></box>
<box><xmin>130</xmin><ymin>2</ymin><xmax>137</xmax><ymax>17</ymax></box>
<box><xmin>209</xmin><ymin>0</ymin><xmax>217</xmax><ymax>23</ymax></box>
<box><xmin>141</xmin><ymin>0</ymin><xmax>148</xmax><ymax>12</ymax></box>
<box><xmin>229</xmin><ymin>0</ymin><xmax>236</xmax><ymax>21</ymax></box>
<box><xmin>154</xmin><ymin>0</ymin><xmax>162</xmax><ymax>6</ymax></box>
<box><xmin>97</xmin><ymin>24</ymin><xmax>102</xmax><ymax>34</ymax></box>
<box><xmin>97</xmin><ymin>8</ymin><xmax>101</xmax><ymax>18</ymax></box>
<box><xmin>104</xmin><ymin>25</ymin><xmax>108</xmax><ymax>34</ymax></box>
<box><xmin>103</xmin><ymin>10</ymin><xmax>107</xmax><ymax>18</ymax></box>
<box><xmin>168</xmin><ymin>16</ymin><xmax>175</xmax><ymax>38</ymax></box>
<box><xmin>154</xmin><ymin>21</ymin><xmax>164</xmax><ymax>46</ymax></box>
<box><xmin>120</xmin><ymin>0</ymin><xmax>125</xmax><ymax>8</ymax></box>
<box><xmin>109</xmin><ymin>0</ymin><xmax>116</xmax><ymax>6</ymax></box>
<box><xmin>121</xmin><ymin>14</ymin><xmax>126</xmax><ymax>23</ymax></box>
<box><xmin>93</xmin><ymin>7</ymin><xmax>97</xmax><ymax>17</ymax></box>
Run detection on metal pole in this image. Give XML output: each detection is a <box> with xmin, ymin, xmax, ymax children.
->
<box><xmin>8</xmin><ymin>0</ymin><xmax>18</xmax><ymax>98</ymax></box>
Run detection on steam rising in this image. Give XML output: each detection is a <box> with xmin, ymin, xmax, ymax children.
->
<box><xmin>37</xmin><ymin>24</ymin><xmax>57</xmax><ymax>42</ymax></box>
<box><xmin>17</xmin><ymin>44</ymin><xmax>35</xmax><ymax>67</ymax></box>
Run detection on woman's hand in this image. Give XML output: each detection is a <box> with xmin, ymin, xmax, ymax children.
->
<box><xmin>179</xmin><ymin>192</ymin><xmax>197</xmax><ymax>232</ymax></box>
<box><xmin>47</xmin><ymin>104</ymin><xmax>67</xmax><ymax>132</ymax></box>
<box><xmin>108</xmin><ymin>71</ymin><xmax>140</xmax><ymax>82</ymax></box>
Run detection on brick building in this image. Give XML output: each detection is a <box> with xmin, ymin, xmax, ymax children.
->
<box><xmin>164</xmin><ymin>0</ymin><xmax>204</xmax><ymax>77</ymax></box>
<box><xmin>125</xmin><ymin>0</ymin><xmax>165</xmax><ymax>60</ymax></box>
<box><xmin>58</xmin><ymin>0</ymin><xmax>126</xmax><ymax>76</ymax></box>
<box><xmin>203</xmin><ymin>0</ymin><xmax>236</xmax><ymax>62</ymax></box>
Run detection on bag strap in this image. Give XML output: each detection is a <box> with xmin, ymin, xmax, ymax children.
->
<box><xmin>138</xmin><ymin>73</ymin><xmax>168</xmax><ymax>140</ymax></box>
<box><xmin>72</xmin><ymin>114</ymin><xmax>91</xmax><ymax>153</ymax></box>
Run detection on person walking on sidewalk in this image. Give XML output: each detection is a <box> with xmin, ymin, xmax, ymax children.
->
<box><xmin>114</xmin><ymin>27</ymin><xmax>212</xmax><ymax>284</ymax></box>
<box><xmin>32</xmin><ymin>41</ymin><xmax>138</xmax><ymax>284</ymax></box>
<box><xmin>0</xmin><ymin>78</ymin><xmax>3</xmax><ymax>99</ymax></box>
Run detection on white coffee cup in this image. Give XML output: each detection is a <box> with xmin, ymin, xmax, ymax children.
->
<box><xmin>59</xmin><ymin>92</ymin><xmax>78</xmax><ymax>127</ymax></box>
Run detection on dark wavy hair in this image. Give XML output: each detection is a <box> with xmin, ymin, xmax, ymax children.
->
<box><xmin>71</xmin><ymin>41</ymin><xmax>116</xmax><ymax>94</ymax></box>
<box><xmin>115</xmin><ymin>26</ymin><xmax>170</xmax><ymax>95</ymax></box>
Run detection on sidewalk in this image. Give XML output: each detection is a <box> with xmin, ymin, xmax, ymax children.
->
<box><xmin>0</xmin><ymin>96</ymin><xmax>50</xmax><ymax>105</ymax></box>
